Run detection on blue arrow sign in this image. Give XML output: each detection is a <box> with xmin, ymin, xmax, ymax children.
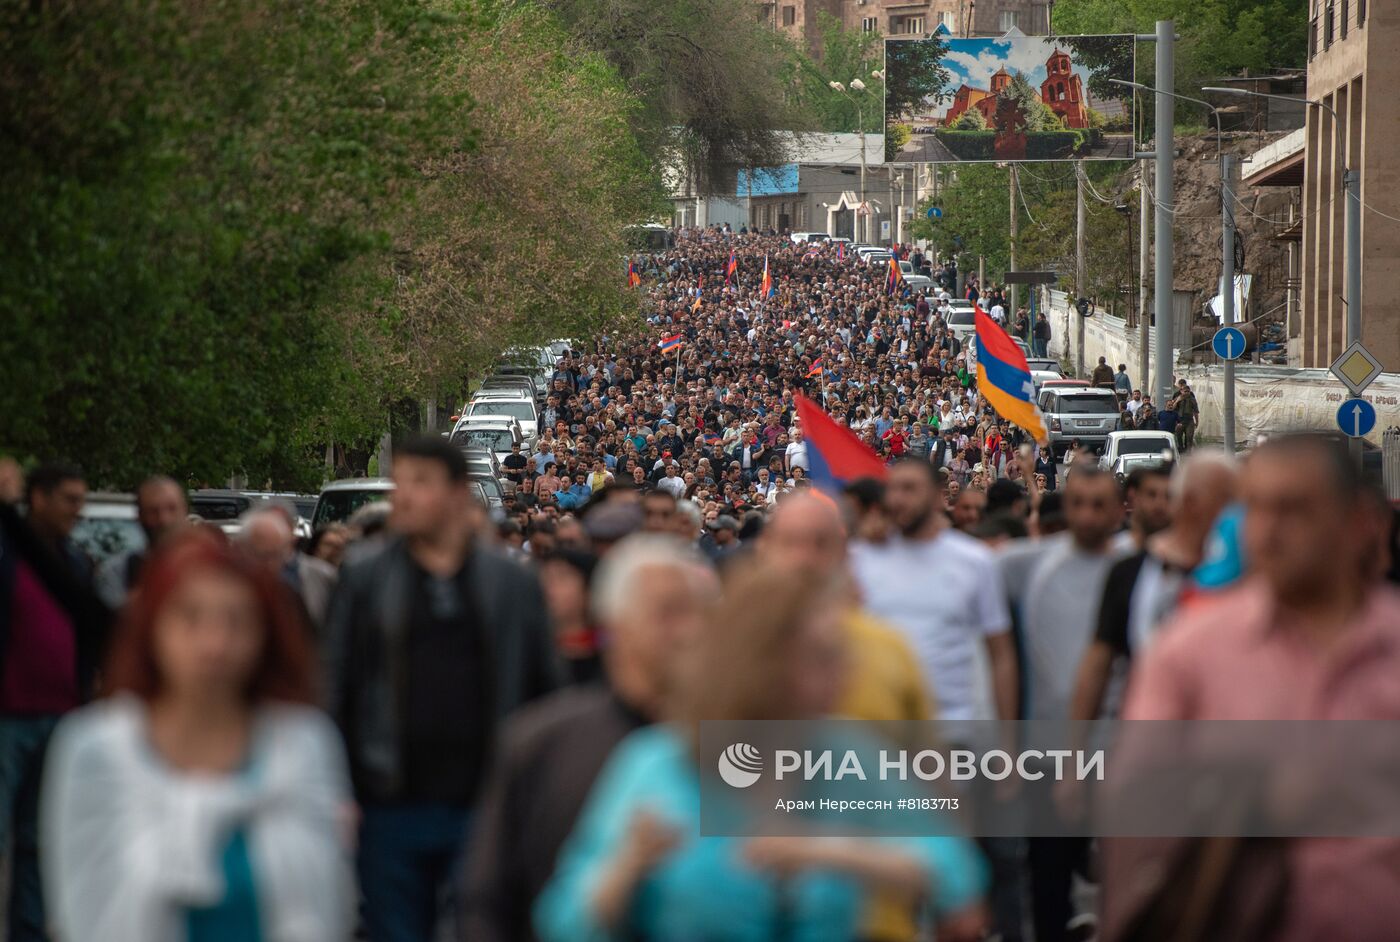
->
<box><xmin>1212</xmin><ymin>326</ymin><xmax>1245</xmax><ymax>361</ymax></box>
<box><xmin>1336</xmin><ymin>398</ymin><xmax>1376</xmax><ymax>438</ymax></box>
<box><xmin>926</xmin><ymin>206</ymin><xmax>943</xmax><ymax>220</ymax></box>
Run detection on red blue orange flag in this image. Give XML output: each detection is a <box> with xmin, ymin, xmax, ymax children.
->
<box><xmin>658</xmin><ymin>333</ymin><xmax>685</xmax><ymax>353</ymax></box>
<box><xmin>974</xmin><ymin>306</ymin><xmax>1048</xmax><ymax>444</ymax></box>
<box><xmin>724</xmin><ymin>249</ymin><xmax>738</xmax><ymax>284</ymax></box>
<box><xmin>837</xmin><ymin>241</ymin><xmax>845</xmax><ymax>261</ymax></box>
<box><xmin>760</xmin><ymin>254</ymin><xmax>774</xmax><ymax>299</ymax></box>
<box><xmin>806</xmin><ymin>357</ymin><xmax>824</xmax><ymax>378</ymax></box>
<box><xmin>793</xmin><ymin>393</ymin><xmax>887</xmax><ymax>494</ymax></box>
<box><xmin>627</xmin><ymin>260</ymin><xmax>641</xmax><ymax>288</ymax></box>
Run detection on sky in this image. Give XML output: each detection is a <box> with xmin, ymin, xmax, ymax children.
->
<box><xmin>939</xmin><ymin>37</ymin><xmax>1088</xmax><ymax>97</ymax></box>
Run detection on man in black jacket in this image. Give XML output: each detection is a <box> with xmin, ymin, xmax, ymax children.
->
<box><xmin>0</xmin><ymin>462</ymin><xmax>110</xmax><ymax>942</ymax></box>
<box><xmin>323</xmin><ymin>437</ymin><xmax>559</xmax><ymax>942</ymax></box>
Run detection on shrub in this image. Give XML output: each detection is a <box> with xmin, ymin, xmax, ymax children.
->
<box><xmin>934</xmin><ymin>129</ymin><xmax>995</xmax><ymax>160</ymax></box>
<box><xmin>1023</xmin><ymin>130</ymin><xmax>1083</xmax><ymax>159</ymax></box>
<box><xmin>952</xmin><ymin>109</ymin><xmax>987</xmax><ymax>131</ymax></box>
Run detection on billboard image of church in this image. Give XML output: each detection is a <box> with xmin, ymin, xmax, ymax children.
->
<box><xmin>885</xmin><ymin>35</ymin><xmax>1135</xmax><ymax>163</ymax></box>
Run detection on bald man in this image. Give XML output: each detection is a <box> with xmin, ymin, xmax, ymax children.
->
<box><xmin>239</xmin><ymin>506</ymin><xmax>337</xmax><ymax>631</ymax></box>
<box><xmin>1068</xmin><ymin>451</ymin><xmax>1240</xmax><ymax>724</ymax></box>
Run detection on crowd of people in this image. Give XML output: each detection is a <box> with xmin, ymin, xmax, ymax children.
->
<box><xmin>1</xmin><ymin>229</ymin><xmax>1399</xmax><ymax>942</ymax></box>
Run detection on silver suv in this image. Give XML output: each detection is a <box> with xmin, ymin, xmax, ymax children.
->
<box><xmin>1040</xmin><ymin>388</ymin><xmax>1122</xmax><ymax>458</ymax></box>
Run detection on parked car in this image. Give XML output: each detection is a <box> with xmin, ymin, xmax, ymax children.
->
<box><xmin>1040</xmin><ymin>378</ymin><xmax>1091</xmax><ymax>391</ymax></box>
<box><xmin>466</xmin><ymin>391</ymin><xmax>539</xmax><ymax>440</ymax></box>
<box><xmin>1108</xmin><ymin>452</ymin><xmax>1175</xmax><ymax>482</ymax></box>
<box><xmin>1099</xmin><ymin>430</ymin><xmax>1179</xmax><ymax>470</ymax></box>
<box><xmin>789</xmin><ymin>231</ymin><xmax>830</xmax><ymax>244</ymax></box>
<box><xmin>311</xmin><ymin>478</ymin><xmax>394</xmax><ymax>528</ymax></box>
<box><xmin>1040</xmin><ymin>387</ymin><xmax>1123</xmax><ymax>457</ymax></box>
<box><xmin>945</xmin><ymin>307</ymin><xmax>977</xmax><ymax>343</ymax></box>
<box><xmin>188</xmin><ymin>490</ymin><xmax>262</xmax><ymax>536</ymax></box>
<box><xmin>72</xmin><ymin>493</ymin><xmax>143</xmax><ymax>565</ymax></box>
<box><xmin>1031</xmin><ymin>370</ymin><xmax>1064</xmax><ymax>400</ymax></box>
<box><xmin>462</xmin><ymin>445</ymin><xmax>501</xmax><ymax>479</ymax></box>
<box><xmin>902</xmin><ymin>274</ymin><xmax>934</xmax><ymax>292</ymax></box>
<box><xmin>468</xmin><ymin>472</ymin><xmax>504</xmax><ymax>511</ymax></box>
<box><xmin>450</xmin><ymin>418</ymin><xmax>525</xmax><ymax>461</ymax></box>
<box><xmin>1025</xmin><ymin>357</ymin><xmax>1063</xmax><ymax>375</ymax></box>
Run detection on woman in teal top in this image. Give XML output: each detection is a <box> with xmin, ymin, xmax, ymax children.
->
<box><xmin>535</xmin><ymin>566</ymin><xmax>988</xmax><ymax>942</ymax></box>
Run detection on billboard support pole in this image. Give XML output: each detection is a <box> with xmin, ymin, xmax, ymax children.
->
<box><xmin>1139</xmin><ymin>161</ymin><xmax>1150</xmax><ymax>398</ymax></box>
<box><xmin>1075</xmin><ymin>163</ymin><xmax>1087</xmax><ymax>379</ymax></box>
<box><xmin>1153</xmin><ymin>19</ymin><xmax>1175</xmax><ymax>412</ymax></box>
<box><xmin>1009</xmin><ymin>165</ymin><xmax>1019</xmax><ymax>319</ymax></box>
<box><xmin>1221</xmin><ymin>152</ymin><xmax>1236</xmax><ymax>453</ymax></box>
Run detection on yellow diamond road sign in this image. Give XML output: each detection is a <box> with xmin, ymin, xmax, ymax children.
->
<box><xmin>1329</xmin><ymin>341</ymin><xmax>1384</xmax><ymax>397</ymax></box>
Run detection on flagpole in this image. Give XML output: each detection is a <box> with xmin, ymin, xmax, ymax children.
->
<box><xmin>674</xmin><ymin>344</ymin><xmax>681</xmax><ymax>393</ymax></box>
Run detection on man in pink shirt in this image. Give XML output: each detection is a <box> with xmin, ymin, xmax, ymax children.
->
<box><xmin>1103</xmin><ymin>434</ymin><xmax>1400</xmax><ymax>941</ymax></box>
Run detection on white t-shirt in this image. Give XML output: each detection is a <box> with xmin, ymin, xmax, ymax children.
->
<box><xmin>850</xmin><ymin>529</ymin><xmax>1011</xmax><ymax>721</ymax></box>
<box><xmin>989</xmin><ymin>304</ymin><xmax>1005</xmax><ymax>323</ymax></box>
<box><xmin>657</xmin><ymin>475</ymin><xmax>686</xmax><ymax>498</ymax></box>
<box><xmin>785</xmin><ymin>440</ymin><xmax>810</xmax><ymax>471</ymax></box>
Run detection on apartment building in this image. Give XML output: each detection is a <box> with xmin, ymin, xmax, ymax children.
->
<box><xmin>759</xmin><ymin>0</ymin><xmax>1050</xmax><ymax>52</ymax></box>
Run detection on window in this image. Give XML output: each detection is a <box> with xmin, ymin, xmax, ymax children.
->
<box><xmin>781</xmin><ymin>5</ymin><xmax>795</xmax><ymax>26</ymax></box>
<box><xmin>999</xmin><ymin>10</ymin><xmax>1019</xmax><ymax>31</ymax></box>
<box><xmin>862</xmin><ymin>16</ymin><xmax>878</xmax><ymax>32</ymax></box>
<box><xmin>1359</xmin><ymin>0</ymin><xmax>1366</xmax><ymax>26</ymax></box>
<box><xmin>907</xmin><ymin>15</ymin><xmax>926</xmax><ymax>34</ymax></box>
<box><xmin>1324</xmin><ymin>1</ymin><xmax>1334</xmax><ymax>47</ymax></box>
<box><xmin>938</xmin><ymin>10</ymin><xmax>956</xmax><ymax>32</ymax></box>
<box><xmin>1341</xmin><ymin>0</ymin><xmax>1348</xmax><ymax>38</ymax></box>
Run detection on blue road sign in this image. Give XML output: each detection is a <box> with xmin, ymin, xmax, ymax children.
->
<box><xmin>1212</xmin><ymin>326</ymin><xmax>1246</xmax><ymax>361</ymax></box>
<box><xmin>1336</xmin><ymin>398</ymin><xmax>1376</xmax><ymax>438</ymax></box>
<box><xmin>927</xmin><ymin>206</ymin><xmax>943</xmax><ymax>220</ymax></box>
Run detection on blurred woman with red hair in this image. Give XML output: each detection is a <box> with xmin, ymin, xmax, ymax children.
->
<box><xmin>40</xmin><ymin>528</ymin><xmax>354</xmax><ymax>942</ymax></box>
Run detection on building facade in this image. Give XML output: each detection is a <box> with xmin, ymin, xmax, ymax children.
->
<box><xmin>759</xmin><ymin>0</ymin><xmax>1050</xmax><ymax>50</ymax></box>
<box><xmin>1298</xmin><ymin>0</ymin><xmax>1399</xmax><ymax>370</ymax></box>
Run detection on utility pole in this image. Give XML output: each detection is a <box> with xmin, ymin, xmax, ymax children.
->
<box><xmin>1344</xmin><ymin>163</ymin><xmax>1362</xmax><ymax>467</ymax></box>
<box><xmin>1221</xmin><ymin>152</ymin><xmax>1236</xmax><ymax>453</ymax></box>
<box><xmin>1153</xmin><ymin>19</ymin><xmax>1175</xmax><ymax>411</ymax></box>
<box><xmin>858</xmin><ymin>101</ymin><xmax>867</xmax><ymax>243</ymax></box>
<box><xmin>1009</xmin><ymin>164</ymin><xmax>1019</xmax><ymax>319</ymax></box>
<box><xmin>1075</xmin><ymin>163</ymin><xmax>1087</xmax><ymax>378</ymax></box>
<box><xmin>1139</xmin><ymin>162</ymin><xmax>1150</xmax><ymax>396</ymax></box>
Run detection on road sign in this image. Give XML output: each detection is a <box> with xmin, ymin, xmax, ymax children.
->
<box><xmin>1336</xmin><ymin>398</ymin><xmax>1377</xmax><ymax>439</ymax></box>
<box><xmin>1329</xmin><ymin>341</ymin><xmax>1384</xmax><ymax>397</ymax></box>
<box><xmin>1002</xmin><ymin>270</ymin><xmax>1060</xmax><ymax>285</ymax></box>
<box><xmin>1212</xmin><ymin>326</ymin><xmax>1246</xmax><ymax>361</ymax></box>
<box><xmin>926</xmin><ymin>206</ymin><xmax>943</xmax><ymax>220</ymax></box>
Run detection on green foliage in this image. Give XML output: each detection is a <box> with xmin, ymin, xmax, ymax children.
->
<box><xmin>1055</xmin><ymin>0</ymin><xmax>1308</xmax><ymax>131</ymax></box>
<box><xmin>953</xmin><ymin>109</ymin><xmax>988</xmax><ymax>131</ymax></box>
<box><xmin>1024</xmin><ymin>131</ymin><xmax>1086</xmax><ymax>159</ymax></box>
<box><xmin>534</xmin><ymin>0</ymin><xmax>808</xmax><ymax>191</ymax></box>
<box><xmin>887</xmin><ymin>123</ymin><xmax>913</xmax><ymax>153</ymax></box>
<box><xmin>1000</xmin><ymin>71</ymin><xmax>1058</xmax><ymax>133</ymax></box>
<box><xmin>0</xmin><ymin>0</ymin><xmax>663</xmax><ymax>487</ymax></box>
<box><xmin>884</xmin><ymin>36</ymin><xmax>952</xmax><ymax>159</ymax></box>
<box><xmin>794</xmin><ymin>13</ymin><xmax>885</xmax><ymax>133</ymax></box>
<box><xmin>933</xmin><ymin>130</ymin><xmax>996</xmax><ymax>161</ymax></box>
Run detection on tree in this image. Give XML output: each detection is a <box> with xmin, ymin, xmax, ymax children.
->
<box><xmin>884</xmin><ymin>36</ymin><xmax>952</xmax><ymax>160</ymax></box>
<box><xmin>999</xmin><ymin>71</ymin><xmax>1058</xmax><ymax>132</ymax></box>
<box><xmin>0</xmin><ymin>0</ymin><xmax>666</xmax><ymax>487</ymax></box>
<box><xmin>795</xmin><ymin>13</ymin><xmax>885</xmax><ymax>133</ymax></box>
<box><xmin>533</xmin><ymin>0</ymin><xmax>809</xmax><ymax>192</ymax></box>
<box><xmin>953</xmin><ymin>108</ymin><xmax>988</xmax><ymax>130</ymax></box>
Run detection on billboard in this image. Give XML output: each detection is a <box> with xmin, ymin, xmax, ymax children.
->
<box><xmin>884</xmin><ymin>34</ymin><xmax>1135</xmax><ymax>163</ymax></box>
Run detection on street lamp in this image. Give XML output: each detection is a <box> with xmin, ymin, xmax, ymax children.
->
<box><xmin>1114</xmin><ymin>79</ymin><xmax>1238</xmax><ymax>451</ymax></box>
<box><xmin>1204</xmin><ymin>85</ymin><xmax>1362</xmax><ymax>461</ymax></box>
<box><xmin>830</xmin><ymin>78</ymin><xmax>873</xmax><ymax>242</ymax></box>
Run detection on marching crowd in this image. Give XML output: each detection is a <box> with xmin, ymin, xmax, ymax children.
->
<box><xmin>1</xmin><ymin>230</ymin><xmax>1399</xmax><ymax>942</ymax></box>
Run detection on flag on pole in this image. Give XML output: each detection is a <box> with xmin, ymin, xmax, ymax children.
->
<box><xmin>724</xmin><ymin>249</ymin><xmax>738</xmax><ymax>284</ymax></box>
<box><xmin>806</xmin><ymin>357</ymin><xmax>824</xmax><ymax>378</ymax></box>
<box><xmin>760</xmin><ymin>254</ymin><xmax>774</xmax><ymax>299</ymax></box>
<box><xmin>974</xmin><ymin>306</ymin><xmax>1048</xmax><ymax>444</ymax></box>
<box><xmin>837</xmin><ymin>241</ymin><xmax>845</xmax><ymax>261</ymax></box>
<box><xmin>691</xmin><ymin>294</ymin><xmax>703</xmax><ymax>313</ymax></box>
<box><xmin>793</xmin><ymin>394</ymin><xmax>888</xmax><ymax>494</ymax></box>
<box><xmin>627</xmin><ymin>260</ymin><xmax>641</xmax><ymax>288</ymax></box>
<box><xmin>658</xmin><ymin>333</ymin><xmax>685</xmax><ymax>353</ymax></box>
<box><xmin>886</xmin><ymin>256</ymin><xmax>901</xmax><ymax>296</ymax></box>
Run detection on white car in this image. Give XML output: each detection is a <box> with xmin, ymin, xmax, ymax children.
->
<box><xmin>1031</xmin><ymin>370</ymin><xmax>1064</xmax><ymax>400</ymax></box>
<box><xmin>466</xmin><ymin>390</ymin><xmax>539</xmax><ymax>440</ymax></box>
<box><xmin>450</xmin><ymin>417</ymin><xmax>526</xmax><ymax>462</ymax></box>
<box><xmin>789</xmin><ymin>231</ymin><xmax>830</xmax><ymax>244</ymax></box>
<box><xmin>311</xmin><ymin>478</ymin><xmax>394</xmax><ymax>528</ymax></box>
<box><xmin>1099</xmin><ymin>430</ymin><xmax>1179</xmax><ymax>469</ymax></box>
<box><xmin>902</xmin><ymin>274</ymin><xmax>934</xmax><ymax>292</ymax></box>
<box><xmin>944</xmin><ymin>307</ymin><xmax>977</xmax><ymax>343</ymax></box>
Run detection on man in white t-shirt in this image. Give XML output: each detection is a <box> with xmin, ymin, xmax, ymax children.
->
<box><xmin>849</xmin><ymin>459</ymin><xmax>1017</xmax><ymax>723</ymax></box>
<box><xmin>784</xmin><ymin>428</ymin><xmax>810</xmax><ymax>476</ymax></box>
<box><xmin>989</xmin><ymin>301</ymin><xmax>1006</xmax><ymax>324</ymax></box>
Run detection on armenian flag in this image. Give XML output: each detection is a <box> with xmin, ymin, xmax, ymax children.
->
<box><xmin>658</xmin><ymin>333</ymin><xmax>685</xmax><ymax>353</ymax></box>
<box><xmin>886</xmin><ymin>256</ymin><xmax>901</xmax><ymax>295</ymax></box>
<box><xmin>724</xmin><ymin>249</ymin><xmax>738</xmax><ymax>283</ymax></box>
<box><xmin>760</xmin><ymin>254</ymin><xmax>774</xmax><ymax>299</ymax></box>
<box><xmin>793</xmin><ymin>393</ymin><xmax>888</xmax><ymax>494</ymax></box>
<box><xmin>806</xmin><ymin>357</ymin><xmax>824</xmax><ymax>378</ymax></box>
<box><xmin>627</xmin><ymin>260</ymin><xmax>641</xmax><ymax>288</ymax></box>
<box><xmin>837</xmin><ymin>241</ymin><xmax>846</xmax><ymax>261</ymax></box>
<box><xmin>973</xmin><ymin>306</ymin><xmax>1048</xmax><ymax>444</ymax></box>
<box><xmin>691</xmin><ymin>294</ymin><xmax>703</xmax><ymax>313</ymax></box>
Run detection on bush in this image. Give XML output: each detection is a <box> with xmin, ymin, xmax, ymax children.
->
<box><xmin>888</xmin><ymin>122</ymin><xmax>912</xmax><ymax>153</ymax></box>
<box><xmin>1104</xmin><ymin>113</ymin><xmax>1132</xmax><ymax>132</ymax></box>
<box><xmin>1024</xmin><ymin>130</ymin><xmax>1084</xmax><ymax>159</ymax></box>
<box><xmin>934</xmin><ymin>129</ymin><xmax>995</xmax><ymax>160</ymax></box>
<box><xmin>952</xmin><ymin>109</ymin><xmax>986</xmax><ymax>131</ymax></box>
